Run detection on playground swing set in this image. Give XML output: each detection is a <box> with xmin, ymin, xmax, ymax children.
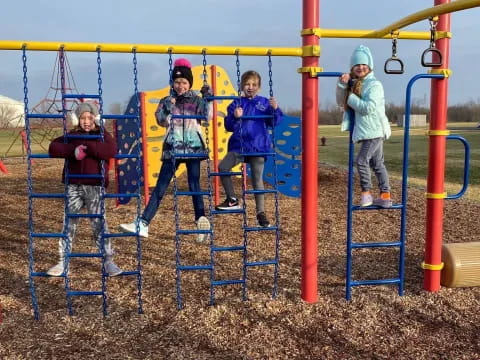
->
<box><xmin>1</xmin><ymin>0</ymin><xmax>480</xmax><ymax>319</ymax></box>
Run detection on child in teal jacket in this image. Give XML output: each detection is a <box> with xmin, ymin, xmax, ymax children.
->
<box><xmin>336</xmin><ymin>45</ymin><xmax>392</xmax><ymax>208</ymax></box>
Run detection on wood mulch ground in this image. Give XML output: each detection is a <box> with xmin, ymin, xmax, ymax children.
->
<box><xmin>0</xmin><ymin>157</ymin><xmax>479</xmax><ymax>359</ymax></box>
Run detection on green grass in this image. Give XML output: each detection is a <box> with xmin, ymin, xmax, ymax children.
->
<box><xmin>318</xmin><ymin>122</ymin><xmax>480</xmax><ymax>199</ymax></box>
<box><xmin>0</xmin><ymin>128</ymin><xmax>64</xmax><ymax>158</ymax></box>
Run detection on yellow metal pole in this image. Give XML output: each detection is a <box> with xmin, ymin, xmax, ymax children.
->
<box><xmin>373</xmin><ymin>0</ymin><xmax>480</xmax><ymax>37</ymax></box>
<box><xmin>314</xmin><ymin>29</ymin><xmax>449</xmax><ymax>40</ymax></box>
<box><xmin>0</xmin><ymin>41</ymin><xmax>302</xmax><ymax>56</ymax></box>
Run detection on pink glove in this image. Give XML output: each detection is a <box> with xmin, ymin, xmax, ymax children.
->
<box><xmin>74</xmin><ymin>145</ymin><xmax>87</xmax><ymax>160</ymax></box>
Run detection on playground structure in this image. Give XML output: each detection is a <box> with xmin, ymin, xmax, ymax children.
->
<box><xmin>2</xmin><ymin>0</ymin><xmax>480</xmax><ymax>318</ymax></box>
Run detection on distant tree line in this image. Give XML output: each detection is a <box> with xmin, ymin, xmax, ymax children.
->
<box><xmin>285</xmin><ymin>100</ymin><xmax>480</xmax><ymax>125</ymax></box>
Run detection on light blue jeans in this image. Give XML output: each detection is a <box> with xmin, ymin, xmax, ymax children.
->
<box><xmin>356</xmin><ymin>137</ymin><xmax>390</xmax><ymax>193</ymax></box>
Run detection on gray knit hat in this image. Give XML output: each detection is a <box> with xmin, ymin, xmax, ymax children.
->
<box><xmin>71</xmin><ymin>102</ymin><xmax>100</xmax><ymax>126</ymax></box>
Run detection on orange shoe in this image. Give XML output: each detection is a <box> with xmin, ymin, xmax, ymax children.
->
<box><xmin>373</xmin><ymin>192</ymin><xmax>392</xmax><ymax>208</ymax></box>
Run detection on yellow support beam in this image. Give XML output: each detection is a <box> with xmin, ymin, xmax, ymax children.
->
<box><xmin>0</xmin><ymin>40</ymin><xmax>302</xmax><ymax>56</ymax></box>
<box><xmin>374</xmin><ymin>0</ymin><xmax>480</xmax><ymax>38</ymax></box>
<box><xmin>302</xmin><ymin>28</ymin><xmax>450</xmax><ymax>40</ymax></box>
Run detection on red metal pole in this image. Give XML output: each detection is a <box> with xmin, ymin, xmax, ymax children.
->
<box><xmin>301</xmin><ymin>0</ymin><xmax>319</xmax><ymax>303</ymax></box>
<box><xmin>424</xmin><ymin>0</ymin><xmax>451</xmax><ymax>291</ymax></box>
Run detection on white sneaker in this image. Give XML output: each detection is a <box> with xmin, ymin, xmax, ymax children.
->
<box><xmin>119</xmin><ymin>220</ymin><xmax>148</xmax><ymax>238</ymax></box>
<box><xmin>196</xmin><ymin>216</ymin><xmax>210</xmax><ymax>243</ymax></box>
<box><xmin>47</xmin><ymin>262</ymin><xmax>66</xmax><ymax>276</ymax></box>
<box><xmin>104</xmin><ymin>260</ymin><xmax>123</xmax><ymax>277</ymax></box>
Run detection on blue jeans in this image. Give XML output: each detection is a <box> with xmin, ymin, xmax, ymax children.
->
<box><xmin>141</xmin><ymin>159</ymin><xmax>205</xmax><ymax>224</ymax></box>
<box><xmin>356</xmin><ymin>138</ymin><xmax>390</xmax><ymax>193</ymax></box>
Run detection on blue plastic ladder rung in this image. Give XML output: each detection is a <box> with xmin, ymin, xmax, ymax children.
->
<box><xmin>104</xmin><ymin>193</ymin><xmax>140</xmax><ymax>199</ymax></box>
<box><xmin>27</xmin><ymin>114</ymin><xmax>63</xmax><ymax>119</ymax></box>
<box><xmin>171</xmin><ymin>114</ymin><xmax>207</xmax><ymax>120</ymax></box>
<box><xmin>211</xmin><ymin>209</ymin><xmax>244</xmax><ymax>215</ymax></box>
<box><xmin>30</xmin><ymin>154</ymin><xmax>51</xmax><ymax>158</ymax></box>
<box><xmin>31</xmin><ymin>193</ymin><xmax>65</xmax><ymax>198</ymax></box>
<box><xmin>245</xmin><ymin>260</ymin><xmax>277</xmax><ymax>267</ymax></box>
<box><xmin>172</xmin><ymin>153</ymin><xmax>209</xmax><ymax>159</ymax></box>
<box><xmin>66</xmin><ymin>213</ymin><xmax>102</xmax><ymax>218</ymax></box>
<box><xmin>177</xmin><ymin>265</ymin><xmax>213</xmax><ymax>271</ymax></box>
<box><xmin>114</xmin><ymin>153</ymin><xmax>141</xmax><ymax>159</ymax></box>
<box><xmin>116</xmin><ymin>270</ymin><xmax>141</xmax><ymax>276</ymax></box>
<box><xmin>67</xmin><ymin>290</ymin><xmax>103</xmax><ymax>297</ymax></box>
<box><xmin>67</xmin><ymin>174</ymin><xmax>103</xmax><ymax>179</ymax></box>
<box><xmin>176</xmin><ymin>190</ymin><xmax>210</xmax><ymax>196</ymax></box>
<box><xmin>209</xmin><ymin>171</ymin><xmax>242</xmax><ymax>177</ymax></box>
<box><xmin>212</xmin><ymin>245</ymin><xmax>245</xmax><ymax>252</ymax></box>
<box><xmin>204</xmin><ymin>95</ymin><xmax>238</xmax><ymax>101</ymax></box>
<box><xmin>103</xmin><ymin>114</ymin><xmax>138</xmax><ymax>120</ymax></box>
<box><xmin>31</xmin><ymin>232</ymin><xmax>66</xmax><ymax>238</ymax></box>
<box><xmin>239</xmin><ymin>151</ymin><xmax>276</xmax><ymax>157</ymax></box>
<box><xmin>352</xmin><ymin>241</ymin><xmax>402</xmax><ymax>249</ymax></box>
<box><xmin>352</xmin><ymin>204</ymin><xmax>403</xmax><ymax>211</ymax></box>
<box><xmin>351</xmin><ymin>278</ymin><xmax>401</xmax><ymax>287</ymax></box>
<box><xmin>31</xmin><ymin>271</ymin><xmax>57</xmax><ymax>277</ymax></box>
<box><xmin>241</xmin><ymin>115</ymin><xmax>273</xmax><ymax>120</ymax></box>
<box><xmin>244</xmin><ymin>225</ymin><xmax>278</xmax><ymax>232</ymax></box>
<box><xmin>67</xmin><ymin>252</ymin><xmax>102</xmax><ymax>258</ymax></box>
<box><xmin>66</xmin><ymin>134</ymin><xmax>103</xmax><ymax>140</ymax></box>
<box><xmin>104</xmin><ymin>232</ymin><xmax>139</xmax><ymax>238</ymax></box>
<box><xmin>177</xmin><ymin>229</ymin><xmax>212</xmax><ymax>235</ymax></box>
<box><xmin>212</xmin><ymin>279</ymin><xmax>245</xmax><ymax>286</ymax></box>
<box><xmin>63</xmin><ymin>94</ymin><xmax>101</xmax><ymax>99</ymax></box>
<box><xmin>244</xmin><ymin>189</ymin><xmax>278</xmax><ymax>195</ymax></box>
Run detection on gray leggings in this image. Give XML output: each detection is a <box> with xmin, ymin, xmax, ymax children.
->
<box><xmin>58</xmin><ymin>184</ymin><xmax>114</xmax><ymax>260</ymax></box>
<box><xmin>356</xmin><ymin>138</ymin><xmax>390</xmax><ymax>193</ymax></box>
<box><xmin>218</xmin><ymin>152</ymin><xmax>265</xmax><ymax>214</ymax></box>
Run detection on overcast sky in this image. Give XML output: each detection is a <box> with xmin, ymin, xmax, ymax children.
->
<box><xmin>1</xmin><ymin>1</ymin><xmax>479</xmax><ymax>112</ymax></box>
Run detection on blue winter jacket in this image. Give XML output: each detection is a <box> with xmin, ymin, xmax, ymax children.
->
<box><xmin>336</xmin><ymin>72</ymin><xmax>391</xmax><ymax>143</ymax></box>
<box><xmin>224</xmin><ymin>96</ymin><xmax>283</xmax><ymax>153</ymax></box>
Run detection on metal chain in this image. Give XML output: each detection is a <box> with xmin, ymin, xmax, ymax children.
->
<box><xmin>267</xmin><ymin>53</ymin><xmax>280</xmax><ymax>298</ymax></box>
<box><xmin>132</xmin><ymin>47</ymin><xmax>143</xmax><ymax>314</ymax></box>
<box><xmin>59</xmin><ymin>47</ymin><xmax>75</xmax><ymax>315</ymax></box>
<box><xmin>23</xmin><ymin>45</ymin><xmax>40</xmax><ymax>320</ymax></box>
<box><xmin>96</xmin><ymin>47</ymin><xmax>108</xmax><ymax>316</ymax></box>
<box><xmin>391</xmin><ymin>33</ymin><xmax>398</xmax><ymax>58</ymax></box>
<box><xmin>429</xmin><ymin>16</ymin><xmax>438</xmax><ymax>48</ymax></box>
<box><xmin>268</xmin><ymin>51</ymin><xmax>273</xmax><ymax>98</ymax></box>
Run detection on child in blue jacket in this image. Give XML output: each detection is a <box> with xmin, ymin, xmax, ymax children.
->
<box><xmin>336</xmin><ymin>44</ymin><xmax>392</xmax><ymax>208</ymax></box>
<box><xmin>216</xmin><ymin>70</ymin><xmax>283</xmax><ymax>227</ymax></box>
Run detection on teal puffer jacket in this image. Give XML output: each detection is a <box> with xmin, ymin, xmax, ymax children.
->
<box><xmin>336</xmin><ymin>72</ymin><xmax>391</xmax><ymax>143</ymax></box>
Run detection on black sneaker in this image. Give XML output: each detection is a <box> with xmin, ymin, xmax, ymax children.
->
<box><xmin>256</xmin><ymin>212</ymin><xmax>270</xmax><ymax>227</ymax></box>
<box><xmin>216</xmin><ymin>197</ymin><xmax>241</xmax><ymax>210</ymax></box>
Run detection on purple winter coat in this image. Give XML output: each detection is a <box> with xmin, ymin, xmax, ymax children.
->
<box><xmin>224</xmin><ymin>95</ymin><xmax>283</xmax><ymax>153</ymax></box>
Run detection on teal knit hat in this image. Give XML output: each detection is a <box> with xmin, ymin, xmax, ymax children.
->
<box><xmin>350</xmin><ymin>45</ymin><xmax>374</xmax><ymax>70</ymax></box>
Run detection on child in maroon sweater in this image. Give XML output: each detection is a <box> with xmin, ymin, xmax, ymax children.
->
<box><xmin>47</xmin><ymin>102</ymin><xmax>122</xmax><ymax>277</ymax></box>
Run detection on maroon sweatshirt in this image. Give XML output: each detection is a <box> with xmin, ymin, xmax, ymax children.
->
<box><xmin>48</xmin><ymin>128</ymin><xmax>117</xmax><ymax>187</ymax></box>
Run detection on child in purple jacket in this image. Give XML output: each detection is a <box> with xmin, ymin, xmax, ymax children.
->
<box><xmin>216</xmin><ymin>70</ymin><xmax>283</xmax><ymax>227</ymax></box>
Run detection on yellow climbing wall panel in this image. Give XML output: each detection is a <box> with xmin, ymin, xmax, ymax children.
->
<box><xmin>141</xmin><ymin>65</ymin><xmax>238</xmax><ymax>187</ymax></box>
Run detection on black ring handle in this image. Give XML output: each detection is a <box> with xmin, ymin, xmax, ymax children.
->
<box><xmin>384</xmin><ymin>57</ymin><xmax>404</xmax><ymax>74</ymax></box>
<box><xmin>421</xmin><ymin>47</ymin><xmax>443</xmax><ymax>67</ymax></box>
